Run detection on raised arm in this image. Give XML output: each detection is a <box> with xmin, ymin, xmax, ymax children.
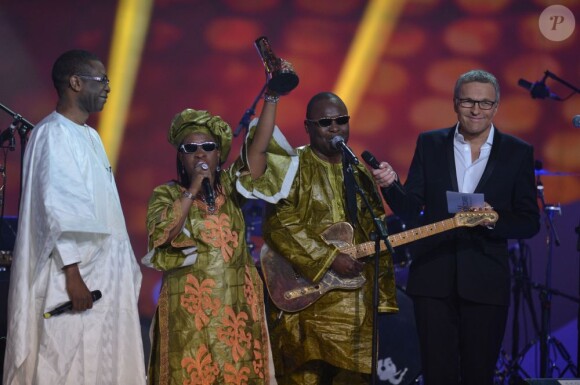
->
<box><xmin>246</xmin><ymin>60</ymin><xmax>295</xmax><ymax>179</ymax></box>
<box><xmin>246</xmin><ymin>90</ymin><xmax>279</xmax><ymax>179</ymax></box>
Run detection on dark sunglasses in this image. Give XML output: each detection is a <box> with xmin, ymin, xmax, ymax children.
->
<box><xmin>179</xmin><ymin>142</ymin><xmax>218</xmax><ymax>153</ymax></box>
<box><xmin>306</xmin><ymin>115</ymin><xmax>350</xmax><ymax>127</ymax></box>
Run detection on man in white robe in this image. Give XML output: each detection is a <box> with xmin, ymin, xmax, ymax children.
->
<box><xmin>3</xmin><ymin>49</ymin><xmax>146</xmax><ymax>385</ymax></box>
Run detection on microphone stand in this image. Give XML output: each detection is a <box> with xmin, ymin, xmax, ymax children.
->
<box><xmin>536</xmin><ymin>172</ymin><xmax>556</xmax><ymax>378</ymax></box>
<box><xmin>543</xmin><ymin>70</ymin><xmax>580</xmax><ymax>95</ymax></box>
<box><xmin>233</xmin><ymin>82</ymin><xmax>268</xmax><ymax>138</ymax></box>
<box><xmin>537</xmin><ymin>70</ymin><xmax>580</xmax><ymax>101</ymax></box>
<box><xmin>345</xmin><ymin>158</ymin><xmax>395</xmax><ymax>385</ymax></box>
<box><xmin>535</xmin><ymin>171</ymin><xmax>578</xmax><ymax>378</ymax></box>
<box><xmin>0</xmin><ymin>103</ymin><xmax>34</xmax><ymax>250</ymax></box>
<box><xmin>0</xmin><ymin>103</ymin><xmax>35</xmax><ymax>133</ymax></box>
<box><xmin>504</xmin><ymin>240</ymin><xmax>541</xmax><ymax>383</ymax></box>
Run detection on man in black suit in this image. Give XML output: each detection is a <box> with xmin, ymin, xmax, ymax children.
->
<box><xmin>369</xmin><ymin>69</ymin><xmax>540</xmax><ymax>385</ymax></box>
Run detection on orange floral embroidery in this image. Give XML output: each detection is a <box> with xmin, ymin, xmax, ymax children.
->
<box><xmin>181</xmin><ymin>344</ymin><xmax>219</xmax><ymax>385</ymax></box>
<box><xmin>244</xmin><ymin>266</ymin><xmax>259</xmax><ymax>321</ymax></box>
<box><xmin>217</xmin><ymin>306</ymin><xmax>252</xmax><ymax>363</ymax></box>
<box><xmin>200</xmin><ymin>213</ymin><xmax>239</xmax><ymax>262</ymax></box>
<box><xmin>180</xmin><ymin>275</ymin><xmax>221</xmax><ymax>331</ymax></box>
<box><xmin>252</xmin><ymin>339</ymin><xmax>265</xmax><ymax>379</ymax></box>
<box><xmin>223</xmin><ymin>362</ymin><xmax>251</xmax><ymax>385</ymax></box>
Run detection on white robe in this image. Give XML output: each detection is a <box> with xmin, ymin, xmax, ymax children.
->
<box><xmin>3</xmin><ymin>112</ymin><xmax>146</xmax><ymax>385</ymax></box>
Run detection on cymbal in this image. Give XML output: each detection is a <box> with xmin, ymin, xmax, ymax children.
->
<box><xmin>535</xmin><ymin>169</ymin><xmax>580</xmax><ymax>176</ymax></box>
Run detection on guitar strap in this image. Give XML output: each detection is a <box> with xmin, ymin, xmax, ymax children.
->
<box><xmin>343</xmin><ymin>157</ymin><xmax>358</xmax><ymax>227</ymax></box>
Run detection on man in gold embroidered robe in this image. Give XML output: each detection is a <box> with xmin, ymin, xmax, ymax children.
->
<box><xmin>262</xmin><ymin>92</ymin><xmax>398</xmax><ymax>385</ymax></box>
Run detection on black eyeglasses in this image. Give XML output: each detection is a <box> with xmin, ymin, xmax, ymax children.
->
<box><xmin>179</xmin><ymin>142</ymin><xmax>218</xmax><ymax>153</ymax></box>
<box><xmin>76</xmin><ymin>74</ymin><xmax>110</xmax><ymax>86</ymax></box>
<box><xmin>306</xmin><ymin>115</ymin><xmax>350</xmax><ymax>127</ymax></box>
<box><xmin>456</xmin><ymin>98</ymin><xmax>496</xmax><ymax>110</ymax></box>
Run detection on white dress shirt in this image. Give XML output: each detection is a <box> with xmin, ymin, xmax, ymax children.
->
<box><xmin>454</xmin><ymin>123</ymin><xmax>494</xmax><ymax>193</ymax></box>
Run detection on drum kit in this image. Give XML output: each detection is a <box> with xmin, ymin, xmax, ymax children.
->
<box><xmin>495</xmin><ymin>166</ymin><xmax>580</xmax><ymax>383</ymax></box>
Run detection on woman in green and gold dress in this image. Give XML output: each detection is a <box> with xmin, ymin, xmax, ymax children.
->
<box><xmin>143</xmin><ymin>98</ymin><xmax>297</xmax><ymax>385</ymax></box>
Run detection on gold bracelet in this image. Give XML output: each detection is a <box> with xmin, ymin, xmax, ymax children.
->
<box><xmin>182</xmin><ymin>190</ymin><xmax>195</xmax><ymax>201</ymax></box>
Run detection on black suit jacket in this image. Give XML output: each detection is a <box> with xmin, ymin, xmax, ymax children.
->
<box><xmin>385</xmin><ymin>126</ymin><xmax>540</xmax><ymax>306</ymax></box>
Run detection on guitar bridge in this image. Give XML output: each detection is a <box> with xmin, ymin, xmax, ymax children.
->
<box><xmin>284</xmin><ymin>284</ymin><xmax>322</xmax><ymax>300</ymax></box>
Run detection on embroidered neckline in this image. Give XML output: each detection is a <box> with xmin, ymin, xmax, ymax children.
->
<box><xmin>191</xmin><ymin>193</ymin><xmax>225</xmax><ymax>215</ymax></box>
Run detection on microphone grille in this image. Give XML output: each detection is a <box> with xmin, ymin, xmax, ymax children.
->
<box><xmin>92</xmin><ymin>290</ymin><xmax>102</xmax><ymax>300</ymax></box>
<box><xmin>330</xmin><ymin>136</ymin><xmax>344</xmax><ymax>149</ymax></box>
<box><xmin>573</xmin><ymin>115</ymin><xmax>580</xmax><ymax>128</ymax></box>
<box><xmin>361</xmin><ymin>151</ymin><xmax>379</xmax><ymax>169</ymax></box>
<box><xmin>361</xmin><ymin>150</ymin><xmax>373</xmax><ymax>162</ymax></box>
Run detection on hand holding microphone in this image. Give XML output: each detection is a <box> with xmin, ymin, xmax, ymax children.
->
<box><xmin>191</xmin><ymin>162</ymin><xmax>215</xmax><ymax>207</ymax></box>
<box><xmin>362</xmin><ymin>150</ymin><xmax>405</xmax><ymax>197</ymax></box>
<box><xmin>202</xmin><ymin>177</ymin><xmax>215</xmax><ymax>207</ymax></box>
<box><xmin>44</xmin><ymin>290</ymin><xmax>102</xmax><ymax>319</ymax></box>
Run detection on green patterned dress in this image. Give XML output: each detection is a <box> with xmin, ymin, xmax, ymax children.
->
<box><xmin>144</xmin><ymin>129</ymin><xmax>297</xmax><ymax>385</ymax></box>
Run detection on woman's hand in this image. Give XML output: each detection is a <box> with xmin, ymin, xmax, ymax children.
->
<box><xmin>187</xmin><ymin>161</ymin><xmax>212</xmax><ymax>197</ymax></box>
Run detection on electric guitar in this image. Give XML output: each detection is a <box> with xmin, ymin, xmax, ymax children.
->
<box><xmin>260</xmin><ymin>209</ymin><xmax>498</xmax><ymax>312</ymax></box>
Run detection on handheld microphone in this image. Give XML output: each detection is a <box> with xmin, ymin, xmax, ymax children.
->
<box><xmin>518</xmin><ymin>78</ymin><xmax>562</xmax><ymax>101</ymax></box>
<box><xmin>202</xmin><ymin>178</ymin><xmax>215</xmax><ymax>207</ymax></box>
<box><xmin>43</xmin><ymin>290</ymin><xmax>102</xmax><ymax>319</ymax></box>
<box><xmin>361</xmin><ymin>150</ymin><xmax>406</xmax><ymax>197</ymax></box>
<box><xmin>330</xmin><ymin>136</ymin><xmax>359</xmax><ymax>165</ymax></box>
<box><xmin>573</xmin><ymin>115</ymin><xmax>580</xmax><ymax>128</ymax></box>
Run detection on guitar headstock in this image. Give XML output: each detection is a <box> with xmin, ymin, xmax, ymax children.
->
<box><xmin>454</xmin><ymin>208</ymin><xmax>499</xmax><ymax>227</ymax></box>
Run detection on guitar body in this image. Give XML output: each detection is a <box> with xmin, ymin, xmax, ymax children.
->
<box><xmin>260</xmin><ymin>222</ymin><xmax>365</xmax><ymax>313</ymax></box>
<box><xmin>261</xmin><ymin>209</ymin><xmax>499</xmax><ymax>313</ymax></box>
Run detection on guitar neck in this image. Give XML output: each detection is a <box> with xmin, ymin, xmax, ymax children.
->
<box><xmin>346</xmin><ymin>217</ymin><xmax>458</xmax><ymax>259</ymax></box>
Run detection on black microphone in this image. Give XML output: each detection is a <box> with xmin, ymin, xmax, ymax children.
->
<box><xmin>43</xmin><ymin>290</ymin><xmax>102</xmax><ymax>319</ymax></box>
<box><xmin>0</xmin><ymin>120</ymin><xmax>18</xmax><ymax>150</ymax></box>
<box><xmin>361</xmin><ymin>150</ymin><xmax>405</xmax><ymax>196</ymax></box>
<box><xmin>330</xmin><ymin>136</ymin><xmax>359</xmax><ymax>165</ymax></box>
<box><xmin>573</xmin><ymin>115</ymin><xmax>580</xmax><ymax>128</ymax></box>
<box><xmin>518</xmin><ymin>78</ymin><xmax>562</xmax><ymax>101</ymax></box>
<box><xmin>202</xmin><ymin>178</ymin><xmax>215</xmax><ymax>207</ymax></box>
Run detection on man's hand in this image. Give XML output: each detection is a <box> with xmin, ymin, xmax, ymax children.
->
<box><xmin>370</xmin><ymin>161</ymin><xmax>398</xmax><ymax>189</ymax></box>
<box><xmin>331</xmin><ymin>253</ymin><xmax>364</xmax><ymax>278</ymax></box>
<box><xmin>479</xmin><ymin>201</ymin><xmax>496</xmax><ymax>229</ymax></box>
<box><xmin>63</xmin><ymin>263</ymin><xmax>94</xmax><ymax>312</ymax></box>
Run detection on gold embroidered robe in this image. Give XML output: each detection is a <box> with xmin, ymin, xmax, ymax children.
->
<box><xmin>262</xmin><ymin>146</ymin><xmax>398</xmax><ymax>376</ymax></box>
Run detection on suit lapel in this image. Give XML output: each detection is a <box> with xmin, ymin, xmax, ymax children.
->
<box><xmin>446</xmin><ymin>127</ymin><xmax>459</xmax><ymax>192</ymax></box>
<box><xmin>474</xmin><ymin>128</ymin><xmax>502</xmax><ymax>193</ymax></box>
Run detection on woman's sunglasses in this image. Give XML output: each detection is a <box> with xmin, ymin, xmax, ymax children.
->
<box><xmin>306</xmin><ymin>115</ymin><xmax>350</xmax><ymax>128</ymax></box>
<box><xmin>179</xmin><ymin>142</ymin><xmax>218</xmax><ymax>154</ymax></box>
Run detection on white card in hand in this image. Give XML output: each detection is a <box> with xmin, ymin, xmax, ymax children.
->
<box><xmin>446</xmin><ymin>191</ymin><xmax>485</xmax><ymax>213</ymax></box>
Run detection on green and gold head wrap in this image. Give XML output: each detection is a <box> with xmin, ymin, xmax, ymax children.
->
<box><xmin>168</xmin><ymin>109</ymin><xmax>233</xmax><ymax>164</ymax></box>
